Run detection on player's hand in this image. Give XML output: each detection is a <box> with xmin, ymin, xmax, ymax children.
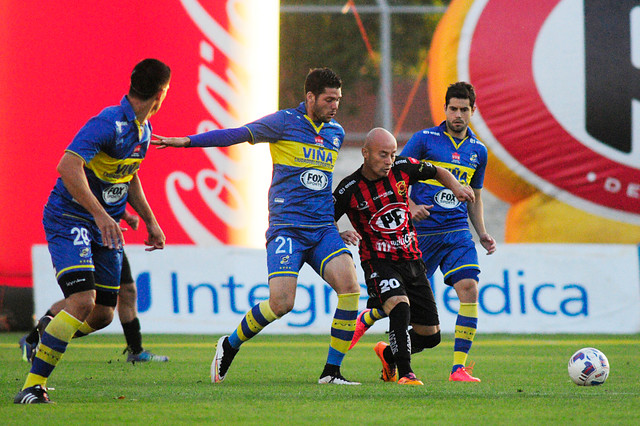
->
<box><xmin>340</xmin><ymin>230</ymin><xmax>361</xmax><ymax>246</ymax></box>
<box><xmin>454</xmin><ymin>185</ymin><xmax>475</xmax><ymax>203</ymax></box>
<box><xmin>121</xmin><ymin>210</ymin><xmax>140</xmax><ymax>231</ymax></box>
<box><xmin>151</xmin><ymin>134</ymin><xmax>191</xmax><ymax>149</ymax></box>
<box><xmin>95</xmin><ymin>211</ymin><xmax>124</xmax><ymax>249</ymax></box>
<box><xmin>144</xmin><ymin>222</ymin><xmax>166</xmax><ymax>251</ymax></box>
<box><xmin>410</xmin><ymin>203</ymin><xmax>433</xmax><ymax>221</ymax></box>
<box><xmin>479</xmin><ymin>233</ymin><xmax>497</xmax><ymax>255</ymax></box>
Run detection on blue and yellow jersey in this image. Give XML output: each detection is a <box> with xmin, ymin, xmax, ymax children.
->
<box><xmin>401</xmin><ymin>121</ymin><xmax>488</xmax><ymax>234</ymax></box>
<box><xmin>46</xmin><ymin>96</ymin><xmax>150</xmax><ymax>221</ymax></box>
<box><xmin>245</xmin><ymin>102</ymin><xmax>344</xmax><ymax>228</ymax></box>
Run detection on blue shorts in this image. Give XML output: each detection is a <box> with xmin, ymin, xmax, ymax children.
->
<box><xmin>43</xmin><ymin>206</ymin><xmax>123</xmax><ymax>296</ymax></box>
<box><xmin>265</xmin><ymin>225</ymin><xmax>351</xmax><ymax>280</ymax></box>
<box><xmin>417</xmin><ymin>229</ymin><xmax>479</xmax><ymax>286</ymax></box>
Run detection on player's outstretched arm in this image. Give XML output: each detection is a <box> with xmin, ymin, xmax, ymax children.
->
<box><xmin>151</xmin><ymin>135</ymin><xmax>191</xmax><ymax>148</ymax></box>
<box><xmin>152</xmin><ymin>127</ymin><xmax>252</xmax><ymax>149</ymax></box>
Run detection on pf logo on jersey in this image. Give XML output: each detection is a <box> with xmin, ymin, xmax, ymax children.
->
<box><xmin>452</xmin><ymin>0</ymin><xmax>640</xmax><ymax>223</ymax></box>
<box><xmin>369</xmin><ymin>203</ymin><xmax>408</xmax><ymax>233</ymax></box>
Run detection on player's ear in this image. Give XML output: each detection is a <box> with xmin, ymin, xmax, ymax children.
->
<box><xmin>306</xmin><ymin>91</ymin><xmax>316</xmax><ymax>105</ymax></box>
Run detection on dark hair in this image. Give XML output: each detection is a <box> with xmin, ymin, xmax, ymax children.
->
<box><xmin>445</xmin><ymin>81</ymin><xmax>476</xmax><ymax>108</ymax></box>
<box><xmin>129</xmin><ymin>58</ymin><xmax>171</xmax><ymax>101</ymax></box>
<box><xmin>304</xmin><ymin>67</ymin><xmax>342</xmax><ymax>98</ymax></box>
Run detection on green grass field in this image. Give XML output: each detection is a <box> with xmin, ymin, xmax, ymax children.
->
<box><xmin>1</xmin><ymin>332</ymin><xmax>639</xmax><ymax>425</ymax></box>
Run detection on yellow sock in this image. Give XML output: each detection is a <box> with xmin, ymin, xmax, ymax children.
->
<box><xmin>327</xmin><ymin>292</ymin><xmax>359</xmax><ymax>365</ymax></box>
<box><xmin>23</xmin><ymin>310</ymin><xmax>82</xmax><ymax>389</ymax></box>
<box><xmin>452</xmin><ymin>302</ymin><xmax>478</xmax><ymax>372</ymax></box>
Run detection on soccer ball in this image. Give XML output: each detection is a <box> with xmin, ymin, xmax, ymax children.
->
<box><xmin>567</xmin><ymin>347</ymin><xmax>609</xmax><ymax>386</ymax></box>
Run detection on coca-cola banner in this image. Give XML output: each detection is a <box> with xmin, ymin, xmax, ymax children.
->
<box><xmin>429</xmin><ymin>0</ymin><xmax>640</xmax><ymax>242</ymax></box>
<box><xmin>0</xmin><ymin>1</ymin><xmax>278</xmax><ymax>287</ymax></box>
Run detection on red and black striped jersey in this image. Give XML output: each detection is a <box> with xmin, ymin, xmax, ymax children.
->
<box><xmin>333</xmin><ymin>156</ymin><xmax>437</xmax><ymax>262</ymax></box>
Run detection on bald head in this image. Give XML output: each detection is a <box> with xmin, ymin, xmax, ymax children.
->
<box><xmin>361</xmin><ymin>127</ymin><xmax>397</xmax><ymax>180</ymax></box>
<box><xmin>364</xmin><ymin>127</ymin><xmax>397</xmax><ymax>152</ymax></box>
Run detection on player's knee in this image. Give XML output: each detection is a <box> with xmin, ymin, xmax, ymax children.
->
<box><xmin>92</xmin><ymin>310</ymin><xmax>115</xmax><ymax>330</ymax></box>
<box><xmin>119</xmin><ymin>282</ymin><xmax>136</xmax><ymax>299</ymax></box>
<box><xmin>453</xmin><ymin>278</ymin><xmax>478</xmax><ymax>302</ymax></box>
<box><xmin>410</xmin><ymin>330</ymin><xmax>441</xmax><ymax>354</ymax></box>
<box><xmin>269</xmin><ymin>298</ymin><xmax>294</xmax><ymax>317</ymax></box>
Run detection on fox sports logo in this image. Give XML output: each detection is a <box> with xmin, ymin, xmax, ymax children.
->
<box><xmin>434</xmin><ymin>189</ymin><xmax>461</xmax><ymax>209</ymax></box>
<box><xmin>300</xmin><ymin>169</ymin><xmax>328</xmax><ymax>191</ymax></box>
<box><xmin>103</xmin><ymin>184</ymin><xmax>128</xmax><ymax>205</ymax></box>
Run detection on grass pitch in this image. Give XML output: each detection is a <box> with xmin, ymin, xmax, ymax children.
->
<box><xmin>1</xmin><ymin>332</ymin><xmax>639</xmax><ymax>424</ymax></box>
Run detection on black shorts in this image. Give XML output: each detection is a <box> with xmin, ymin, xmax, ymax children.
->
<box><xmin>120</xmin><ymin>251</ymin><xmax>133</xmax><ymax>285</ymax></box>
<box><xmin>361</xmin><ymin>258</ymin><xmax>439</xmax><ymax>326</ymax></box>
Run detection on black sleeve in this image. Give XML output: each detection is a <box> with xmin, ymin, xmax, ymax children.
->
<box><xmin>412</xmin><ymin>159</ymin><xmax>437</xmax><ymax>183</ymax></box>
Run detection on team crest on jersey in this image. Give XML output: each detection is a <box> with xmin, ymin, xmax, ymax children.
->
<box><xmin>332</xmin><ymin>136</ymin><xmax>340</xmax><ymax>147</ymax></box>
<box><xmin>369</xmin><ymin>203</ymin><xmax>408</xmax><ymax>233</ymax></box>
<box><xmin>79</xmin><ymin>248</ymin><xmax>91</xmax><ymax>258</ymax></box>
<box><xmin>280</xmin><ymin>255</ymin><xmax>290</xmax><ymax>265</ymax></box>
<box><xmin>396</xmin><ymin>181</ymin><xmax>407</xmax><ymax>196</ymax></box>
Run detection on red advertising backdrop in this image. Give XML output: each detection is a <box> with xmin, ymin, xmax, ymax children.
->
<box><xmin>0</xmin><ymin>1</ymin><xmax>277</xmax><ymax>287</ymax></box>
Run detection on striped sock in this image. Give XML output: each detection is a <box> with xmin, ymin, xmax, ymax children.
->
<box><xmin>74</xmin><ymin>320</ymin><xmax>97</xmax><ymax>338</ymax></box>
<box><xmin>228</xmin><ymin>300</ymin><xmax>280</xmax><ymax>349</ymax></box>
<box><xmin>23</xmin><ymin>310</ymin><xmax>82</xmax><ymax>389</ymax></box>
<box><xmin>361</xmin><ymin>308</ymin><xmax>387</xmax><ymax>327</ymax></box>
<box><xmin>326</xmin><ymin>292</ymin><xmax>359</xmax><ymax>366</ymax></box>
<box><xmin>452</xmin><ymin>302</ymin><xmax>478</xmax><ymax>373</ymax></box>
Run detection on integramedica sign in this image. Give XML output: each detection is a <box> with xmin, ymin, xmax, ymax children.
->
<box><xmin>32</xmin><ymin>244</ymin><xmax>640</xmax><ymax>334</ymax></box>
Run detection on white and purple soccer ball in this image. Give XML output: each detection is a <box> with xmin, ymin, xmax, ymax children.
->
<box><xmin>567</xmin><ymin>347</ymin><xmax>610</xmax><ymax>386</ymax></box>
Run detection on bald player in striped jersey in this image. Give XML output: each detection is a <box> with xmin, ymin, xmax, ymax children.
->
<box><xmin>153</xmin><ymin>68</ymin><xmax>361</xmax><ymax>385</ymax></box>
<box><xmin>350</xmin><ymin>82</ymin><xmax>497</xmax><ymax>382</ymax></box>
<box><xmin>333</xmin><ymin>127</ymin><xmax>474</xmax><ymax>385</ymax></box>
<box><xmin>14</xmin><ymin>59</ymin><xmax>170</xmax><ymax>404</ymax></box>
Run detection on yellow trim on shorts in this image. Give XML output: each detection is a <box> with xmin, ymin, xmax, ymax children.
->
<box><xmin>55</xmin><ymin>264</ymin><xmax>94</xmax><ymax>280</ymax></box>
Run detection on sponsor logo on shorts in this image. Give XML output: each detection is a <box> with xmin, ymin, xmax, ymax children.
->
<box><xmin>434</xmin><ymin>189</ymin><xmax>461</xmax><ymax>209</ymax></box>
<box><xmin>66</xmin><ymin>277</ymin><xmax>87</xmax><ymax>287</ymax></box>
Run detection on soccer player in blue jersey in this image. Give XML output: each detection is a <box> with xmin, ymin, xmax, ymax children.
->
<box><xmin>20</xmin><ymin>210</ymin><xmax>169</xmax><ymax>364</ymax></box>
<box><xmin>349</xmin><ymin>82</ymin><xmax>497</xmax><ymax>382</ymax></box>
<box><xmin>153</xmin><ymin>68</ymin><xmax>361</xmax><ymax>385</ymax></box>
<box><xmin>14</xmin><ymin>59</ymin><xmax>170</xmax><ymax>404</ymax></box>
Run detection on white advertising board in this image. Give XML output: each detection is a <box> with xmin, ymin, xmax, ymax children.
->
<box><xmin>32</xmin><ymin>244</ymin><xmax>640</xmax><ymax>334</ymax></box>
